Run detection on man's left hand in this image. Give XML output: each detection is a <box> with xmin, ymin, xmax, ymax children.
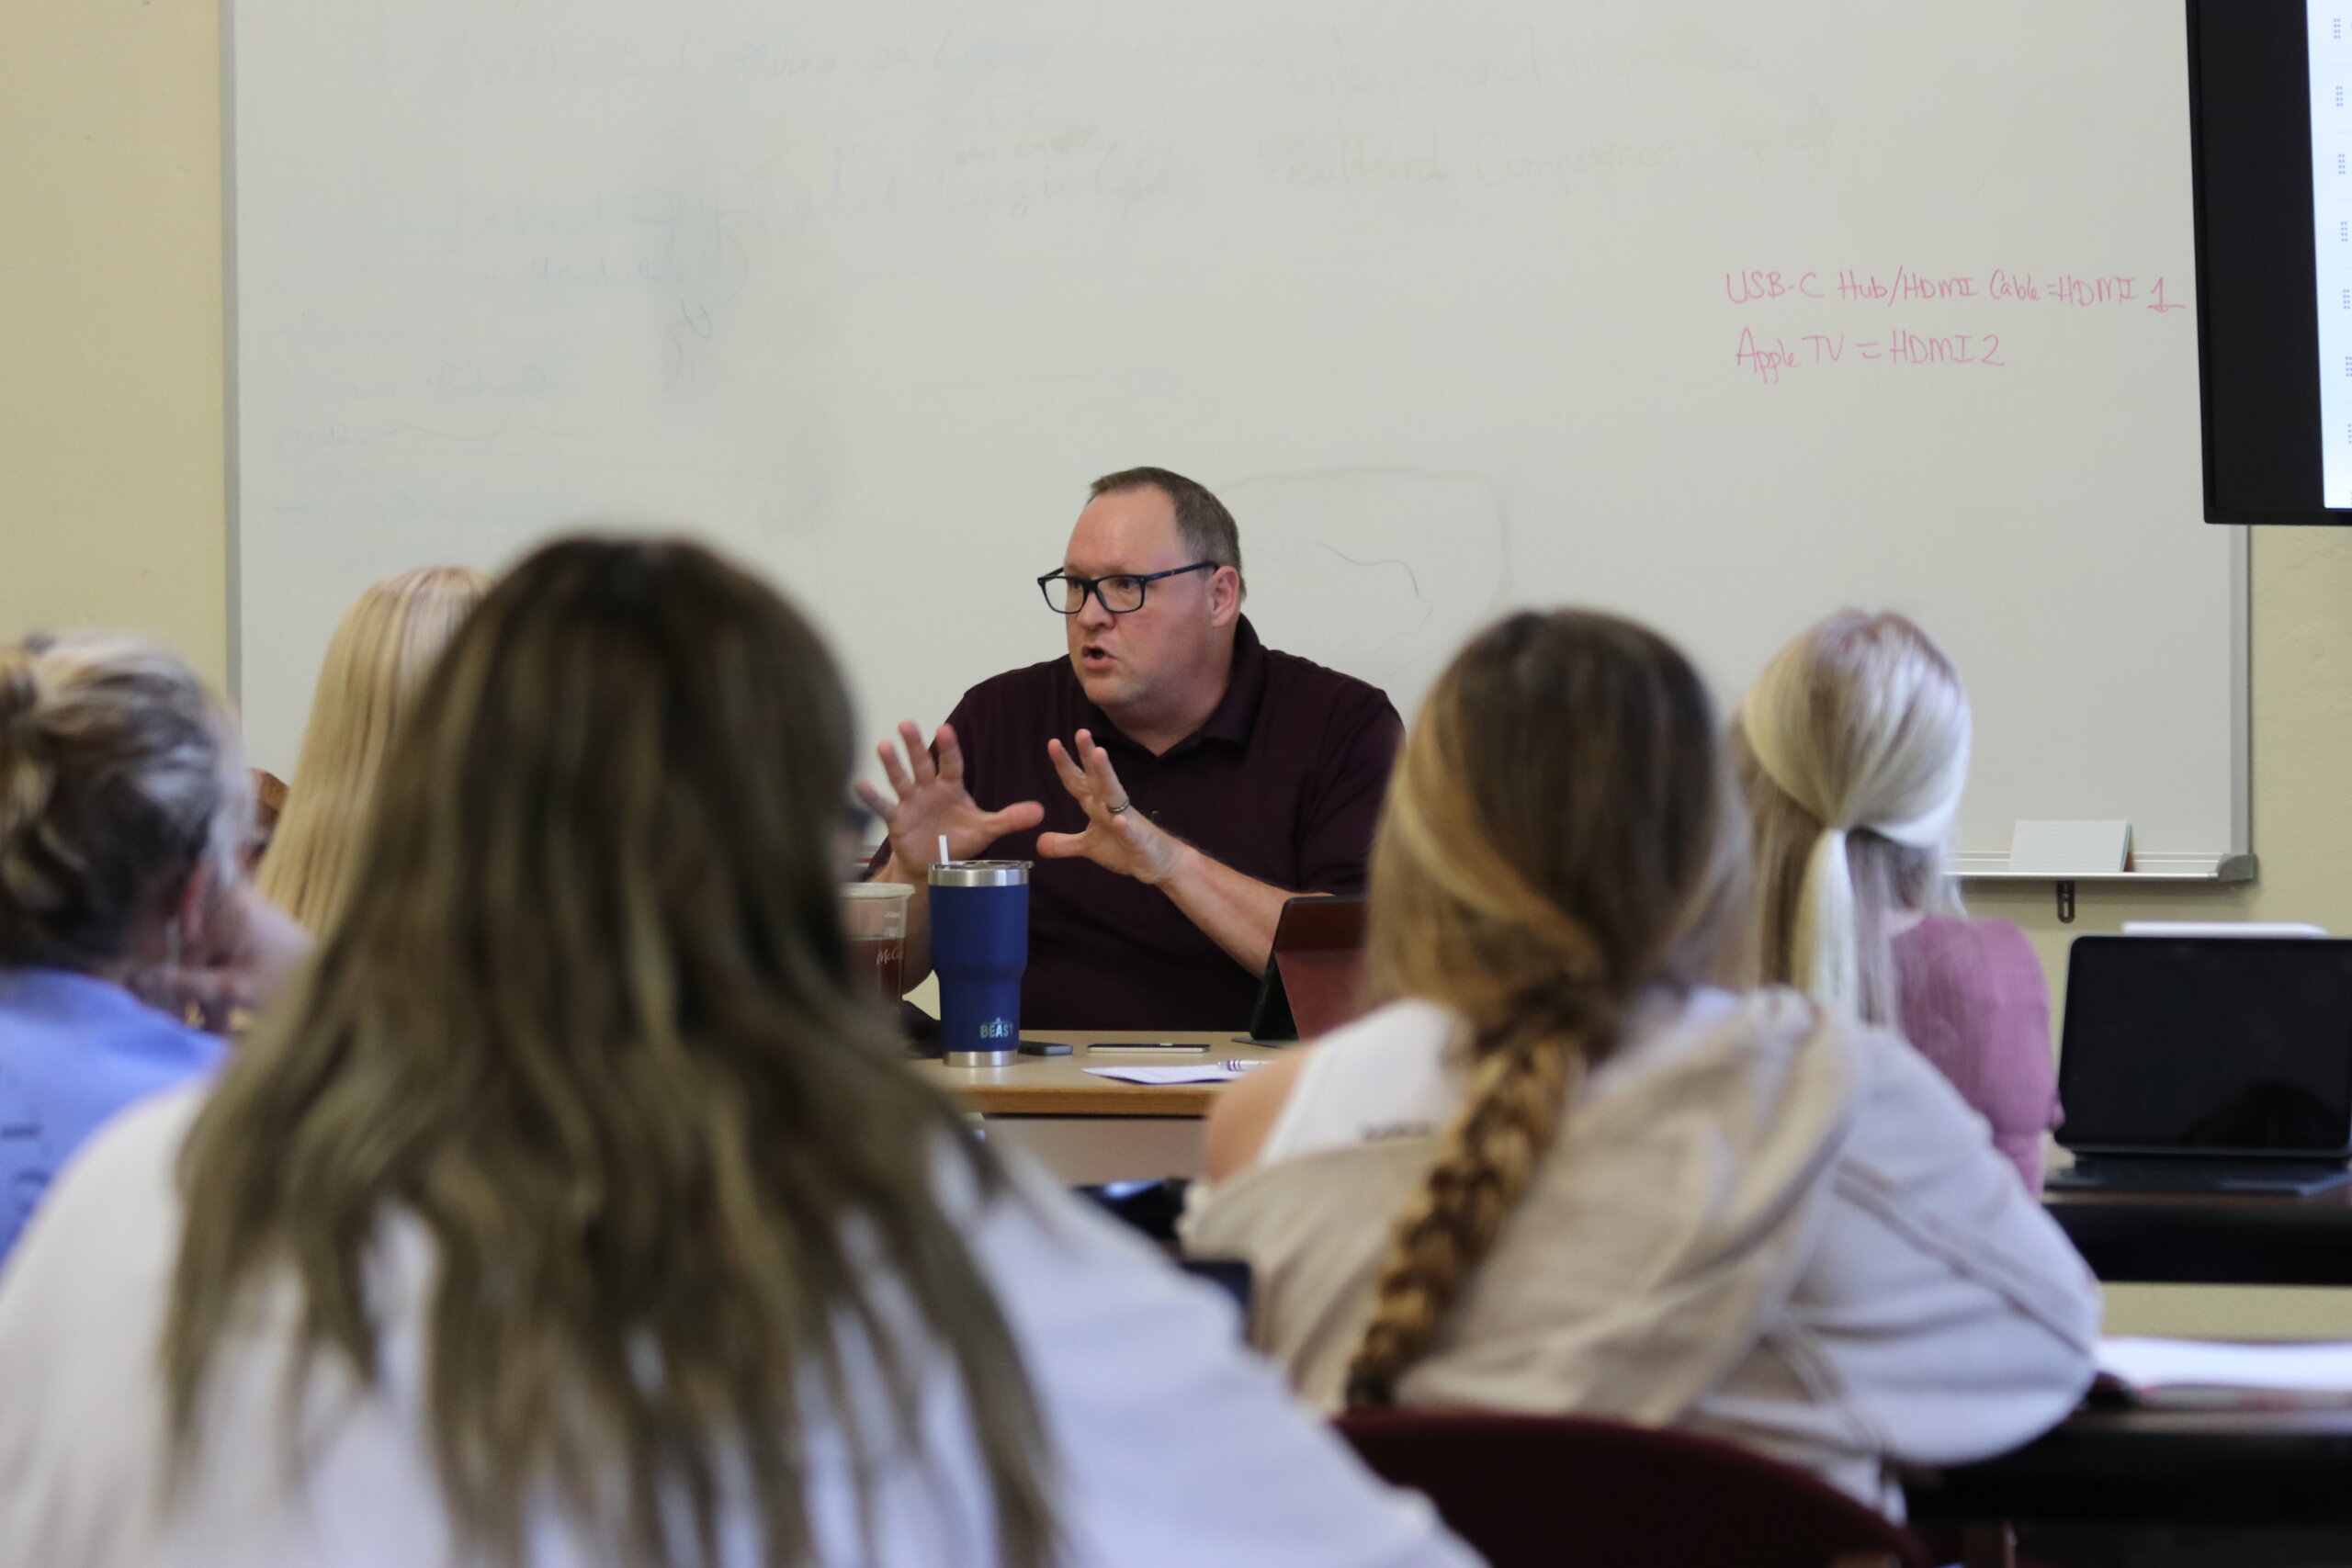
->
<box><xmin>1036</xmin><ymin>730</ymin><xmax>1188</xmax><ymax>886</ymax></box>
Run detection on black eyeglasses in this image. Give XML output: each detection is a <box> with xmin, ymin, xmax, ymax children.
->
<box><xmin>1037</xmin><ymin>562</ymin><xmax>1217</xmax><ymax>615</ymax></box>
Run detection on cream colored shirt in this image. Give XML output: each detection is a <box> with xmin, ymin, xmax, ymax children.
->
<box><xmin>1183</xmin><ymin>988</ymin><xmax>2101</xmax><ymax>1513</ymax></box>
<box><xmin>0</xmin><ymin>1089</ymin><xmax>1478</xmax><ymax>1568</ymax></box>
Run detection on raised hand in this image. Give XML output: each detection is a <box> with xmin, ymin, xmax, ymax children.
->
<box><xmin>856</xmin><ymin>720</ymin><xmax>1045</xmax><ymax>876</ymax></box>
<box><xmin>1035</xmin><ymin>729</ymin><xmax>1185</xmax><ymax>885</ymax></box>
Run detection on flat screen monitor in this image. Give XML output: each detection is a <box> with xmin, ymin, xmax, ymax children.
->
<box><xmin>2188</xmin><ymin>2</ymin><xmax>2352</xmax><ymax>522</ymax></box>
<box><xmin>2059</xmin><ymin>936</ymin><xmax>2352</xmax><ymax>1156</ymax></box>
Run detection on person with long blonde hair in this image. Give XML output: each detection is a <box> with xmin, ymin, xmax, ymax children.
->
<box><xmin>0</xmin><ymin>537</ymin><xmax>1474</xmax><ymax>1568</ymax></box>
<box><xmin>1187</xmin><ymin>608</ymin><xmax>2097</xmax><ymax>1513</ymax></box>
<box><xmin>1735</xmin><ymin>611</ymin><xmax>2060</xmax><ymax>1189</ymax></box>
<box><xmin>257</xmin><ymin>565</ymin><xmax>490</xmax><ymax>931</ymax></box>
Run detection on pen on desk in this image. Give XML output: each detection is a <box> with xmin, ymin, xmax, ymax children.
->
<box><xmin>1218</xmin><ymin>1059</ymin><xmax>1266</xmax><ymax>1073</ymax></box>
<box><xmin>1084</xmin><ymin>1042</ymin><xmax>1212</xmax><ymax>1055</ymax></box>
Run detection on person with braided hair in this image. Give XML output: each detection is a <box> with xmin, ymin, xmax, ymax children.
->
<box><xmin>1184</xmin><ymin>608</ymin><xmax>2098</xmax><ymax>1516</ymax></box>
<box><xmin>0</xmin><ymin>635</ymin><xmax>308</xmax><ymax>1266</ymax></box>
<box><xmin>1736</xmin><ymin>610</ymin><xmax>2061</xmax><ymax>1190</ymax></box>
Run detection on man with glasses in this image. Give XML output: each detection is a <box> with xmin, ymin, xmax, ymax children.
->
<box><xmin>860</xmin><ymin>468</ymin><xmax>1402</xmax><ymax>1029</ymax></box>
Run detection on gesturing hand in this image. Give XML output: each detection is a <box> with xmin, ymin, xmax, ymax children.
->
<box><xmin>856</xmin><ymin>720</ymin><xmax>1045</xmax><ymax>876</ymax></box>
<box><xmin>1036</xmin><ymin>730</ymin><xmax>1186</xmax><ymax>886</ymax></box>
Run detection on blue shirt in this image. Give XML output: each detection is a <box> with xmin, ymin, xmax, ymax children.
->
<box><xmin>0</xmin><ymin>969</ymin><xmax>224</xmax><ymax>1268</ymax></box>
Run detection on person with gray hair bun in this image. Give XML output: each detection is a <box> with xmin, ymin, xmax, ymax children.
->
<box><xmin>1734</xmin><ymin>610</ymin><xmax>2061</xmax><ymax>1190</ymax></box>
<box><xmin>0</xmin><ymin>634</ymin><xmax>309</xmax><ymax>1265</ymax></box>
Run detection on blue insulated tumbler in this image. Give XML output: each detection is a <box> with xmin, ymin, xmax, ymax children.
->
<box><xmin>928</xmin><ymin>860</ymin><xmax>1031</xmax><ymax>1066</ymax></box>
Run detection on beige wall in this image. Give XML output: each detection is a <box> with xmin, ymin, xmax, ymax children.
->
<box><xmin>0</xmin><ymin>0</ymin><xmax>226</xmax><ymax>688</ymax></box>
<box><xmin>6</xmin><ymin>3</ymin><xmax>2351</xmax><ymax>1336</ymax></box>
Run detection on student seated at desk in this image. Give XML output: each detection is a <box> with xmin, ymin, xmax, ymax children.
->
<box><xmin>0</xmin><ymin>634</ymin><xmax>305</xmax><ymax>1267</ymax></box>
<box><xmin>1736</xmin><ymin>610</ymin><xmax>2060</xmax><ymax>1190</ymax></box>
<box><xmin>258</xmin><ymin>565</ymin><xmax>489</xmax><ymax>932</ymax></box>
<box><xmin>0</xmin><ymin>537</ymin><xmax>1474</xmax><ymax>1568</ymax></box>
<box><xmin>1185</xmin><ymin>609</ymin><xmax>2100</xmax><ymax>1516</ymax></box>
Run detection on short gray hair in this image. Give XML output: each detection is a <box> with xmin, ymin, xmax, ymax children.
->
<box><xmin>1089</xmin><ymin>467</ymin><xmax>1244</xmax><ymax>594</ymax></box>
<box><xmin>0</xmin><ymin>634</ymin><xmax>249</xmax><ymax>971</ymax></box>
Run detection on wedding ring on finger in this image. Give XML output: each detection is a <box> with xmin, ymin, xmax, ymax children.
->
<box><xmin>1106</xmin><ymin>798</ymin><xmax>1132</xmax><ymax>816</ymax></box>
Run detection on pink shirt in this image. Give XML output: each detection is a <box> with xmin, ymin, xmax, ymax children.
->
<box><xmin>1891</xmin><ymin>915</ymin><xmax>2062</xmax><ymax>1190</ymax></box>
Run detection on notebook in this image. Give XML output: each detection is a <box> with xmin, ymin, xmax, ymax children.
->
<box><xmin>2097</xmin><ymin>1337</ymin><xmax>2352</xmax><ymax>1411</ymax></box>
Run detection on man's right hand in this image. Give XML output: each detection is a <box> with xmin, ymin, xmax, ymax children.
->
<box><xmin>856</xmin><ymin>720</ymin><xmax>1045</xmax><ymax>879</ymax></box>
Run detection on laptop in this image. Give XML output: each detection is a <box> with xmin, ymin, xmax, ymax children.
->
<box><xmin>2050</xmin><ymin>936</ymin><xmax>2352</xmax><ymax>1194</ymax></box>
<box><xmin>1243</xmin><ymin>895</ymin><xmax>1370</xmax><ymax>1043</ymax></box>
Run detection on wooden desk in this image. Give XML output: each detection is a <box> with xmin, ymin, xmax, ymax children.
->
<box><xmin>2042</xmin><ymin>1184</ymin><xmax>2352</xmax><ymax>1286</ymax></box>
<box><xmin>917</xmin><ymin>1030</ymin><xmax>1283</xmax><ymax>1183</ymax></box>
<box><xmin>922</xmin><ymin>1030</ymin><xmax>1282</xmax><ymax>1114</ymax></box>
<box><xmin>926</xmin><ymin>1040</ymin><xmax>2352</xmax><ymax>1269</ymax></box>
<box><xmin>922</xmin><ymin>1043</ymin><xmax>2352</xmax><ymax>1241</ymax></box>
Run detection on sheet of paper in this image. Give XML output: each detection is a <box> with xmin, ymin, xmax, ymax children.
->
<box><xmin>1082</xmin><ymin>1064</ymin><xmax>1259</xmax><ymax>1086</ymax></box>
<box><xmin>2099</xmin><ymin>1337</ymin><xmax>2352</xmax><ymax>1405</ymax></box>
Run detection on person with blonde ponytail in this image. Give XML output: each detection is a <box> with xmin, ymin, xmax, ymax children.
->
<box><xmin>1186</xmin><ymin>608</ymin><xmax>2098</xmax><ymax>1514</ymax></box>
<box><xmin>0</xmin><ymin>538</ymin><xmax>1474</xmax><ymax>1568</ymax></box>
<box><xmin>258</xmin><ymin>565</ymin><xmax>491</xmax><ymax>931</ymax></box>
<box><xmin>0</xmin><ymin>635</ymin><xmax>307</xmax><ymax>1266</ymax></box>
<box><xmin>1736</xmin><ymin>611</ymin><xmax>2060</xmax><ymax>1190</ymax></box>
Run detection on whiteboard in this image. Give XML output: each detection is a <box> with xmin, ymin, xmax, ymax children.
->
<box><xmin>230</xmin><ymin>0</ymin><xmax>2245</xmax><ymax>865</ymax></box>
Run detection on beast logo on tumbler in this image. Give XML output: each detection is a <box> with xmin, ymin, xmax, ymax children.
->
<box><xmin>862</xmin><ymin>468</ymin><xmax>1402</xmax><ymax>1031</ymax></box>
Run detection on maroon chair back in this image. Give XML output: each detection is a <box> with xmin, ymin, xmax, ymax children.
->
<box><xmin>1336</xmin><ymin>1411</ymin><xmax>1928</xmax><ymax>1568</ymax></box>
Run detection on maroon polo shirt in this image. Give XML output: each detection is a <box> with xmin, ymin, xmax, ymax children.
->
<box><xmin>887</xmin><ymin>617</ymin><xmax>1402</xmax><ymax>1031</ymax></box>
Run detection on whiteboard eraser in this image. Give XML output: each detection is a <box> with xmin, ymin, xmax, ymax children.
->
<box><xmin>2007</xmin><ymin>819</ymin><xmax>2132</xmax><ymax>875</ymax></box>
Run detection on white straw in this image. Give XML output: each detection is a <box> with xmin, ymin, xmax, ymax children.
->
<box><xmin>937</xmin><ymin>834</ymin><xmax>952</xmax><ymax>866</ymax></box>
